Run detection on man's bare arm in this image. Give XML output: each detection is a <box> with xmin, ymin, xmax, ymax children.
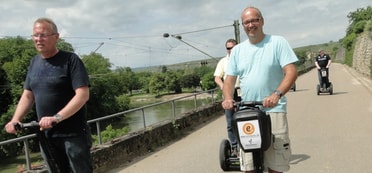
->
<box><xmin>222</xmin><ymin>75</ymin><xmax>237</xmax><ymax>110</ymax></box>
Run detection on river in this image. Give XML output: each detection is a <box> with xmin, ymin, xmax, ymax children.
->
<box><xmin>118</xmin><ymin>97</ymin><xmax>214</xmax><ymax>132</ymax></box>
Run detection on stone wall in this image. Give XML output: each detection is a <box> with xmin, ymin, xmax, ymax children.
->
<box><xmin>352</xmin><ymin>32</ymin><xmax>372</xmax><ymax>77</ymax></box>
<box><xmin>91</xmin><ymin>102</ymin><xmax>223</xmax><ymax>173</ymax></box>
<box><xmin>334</xmin><ymin>47</ymin><xmax>346</xmax><ymax>63</ymax></box>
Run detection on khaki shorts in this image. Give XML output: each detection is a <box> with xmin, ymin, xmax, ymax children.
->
<box><xmin>239</xmin><ymin>112</ymin><xmax>291</xmax><ymax>172</ymax></box>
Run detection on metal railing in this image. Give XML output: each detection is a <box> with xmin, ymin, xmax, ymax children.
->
<box><xmin>0</xmin><ymin>89</ymin><xmax>219</xmax><ymax>171</ymax></box>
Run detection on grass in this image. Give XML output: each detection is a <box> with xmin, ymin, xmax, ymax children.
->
<box><xmin>0</xmin><ymin>152</ymin><xmax>43</xmax><ymax>173</ymax></box>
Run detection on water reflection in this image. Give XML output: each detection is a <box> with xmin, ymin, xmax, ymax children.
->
<box><xmin>121</xmin><ymin>98</ymin><xmax>213</xmax><ymax>132</ymax></box>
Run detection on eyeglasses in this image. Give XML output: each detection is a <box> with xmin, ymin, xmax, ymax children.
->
<box><xmin>226</xmin><ymin>47</ymin><xmax>233</xmax><ymax>50</ymax></box>
<box><xmin>31</xmin><ymin>33</ymin><xmax>56</xmax><ymax>39</ymax></box>
<box><xmin>242</xmin><ymin>18</ymin><xmax>261</xmax><ymax>26</ymax></box>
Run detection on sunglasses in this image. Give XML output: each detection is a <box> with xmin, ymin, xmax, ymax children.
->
<box><xmin>226</xmin><ymin>47</ymin><xmax>233</xmax><ymax>50</ymax></box>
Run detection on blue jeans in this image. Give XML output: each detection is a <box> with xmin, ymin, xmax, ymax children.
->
<box><xmin>225</xmin><ymin>109</ymin><xmax>237</xmax><ymax>148</ymax></box>
<box><xmin>41</xmin><ymin>130</ymin><xmax>93</xmax><ymax>173</ymax></box>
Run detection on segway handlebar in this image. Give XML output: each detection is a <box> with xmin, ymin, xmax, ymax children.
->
<box><xmin>14</xmin><ymin>121</ymin><xmax>56</xmax><ymax>131</ymax></box>
<box><xmin>234</xmin><ymin>101</ymin><xmax>263</xmax><ymax>107</ymax></box>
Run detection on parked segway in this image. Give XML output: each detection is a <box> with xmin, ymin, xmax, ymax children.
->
<box><xmin>14</xmin><ymin>121</ymin><xmax>62</xmax><ymax>173</ymax></box>
<box><xmin>219</xmin><ymin>101</ymin><xmax>271</xmax><ymax>173</ymax></box>
<box><xmin>317</xmin><ymin>67</ymin><xmax>333</xmax><ymax>95</ymax></box>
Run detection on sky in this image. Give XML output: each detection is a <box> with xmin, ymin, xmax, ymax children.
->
<box><xmin>0</xmin><ymin>0</ymin><xmax>370</xmax><ymax>68</ymax></box>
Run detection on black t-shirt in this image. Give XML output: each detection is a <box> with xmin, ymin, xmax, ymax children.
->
<box><xmin>315</xmin><ymin>54</ymin><xmax>331</xmax><ymax>67</ymax></box>
<box><xmin>24</xmin><ymin>50</ymin><xmax>90</xmax><ymax>137</ymax></box>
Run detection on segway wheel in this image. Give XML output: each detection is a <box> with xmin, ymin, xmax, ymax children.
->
<box><xmin>329</xmin><ymin>83</ymin><xmax>333</xmax><ymax>95</ymax></box>
<box><xmin>291</xmin><ymin>83</ymin><xmax>296</xmax><ymax>92</ymax></box>
<box><xmin>317</xmin><ymin>85</ymin><xmax>320</xmax><ymax>95</ymax></box>
<box><xmin>219</xmin><ymin>139</ymin><xmax>231</xmax><ymax>171</ymax></box>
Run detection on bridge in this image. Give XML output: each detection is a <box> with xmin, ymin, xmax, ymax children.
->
<box><xmin>109</xmin><ymin>63</ymin><xmax>372</xmax><ymax>173</ymax></box>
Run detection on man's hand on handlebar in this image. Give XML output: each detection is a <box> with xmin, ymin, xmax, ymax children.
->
<box><xmin>39</xmin><ymin>116</ymin><xmax>58</xmax><ymax>131</ymax></box>
<box><xmin>263</xmin><ymin>94</ymin><xmax>280</xmax><ymax>108</ymax></box>
<box><xmin>4</xmin><ymin>121</ymin><xmax>19</xmax><ymax>134</ymax></box>
<box><xmin>222</xmin><ymin>99</ymin><xmax>235</xmax><ymax>110</ymax></box>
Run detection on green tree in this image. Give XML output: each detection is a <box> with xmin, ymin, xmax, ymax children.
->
<box><xmin>164</xmin><ymin>71</ymin><xmax>182</xmax><ymax>93</ymax></box>
<box><xmin>347</xmin><ymin>6</ymin><xmax>372</xmax><ymax>24</ymax></box>
<box><xmin>1</xmin><ymin>37</ymin><xmax>37</xmax><ymax>102</ymax></box>
<box><xmin>343</xmin><ymin>6</ymin><xmax>372</xmax><ymax>67</ymax></box>
<box><xmin>116</xmin><ymin>94</ymin><xmax>131</xmax><ymax>111</ymax></box>
<box><xmin>0</xmin><ymin>68</ymin><xmax>11</xmax><ymax>114</ymax></box>
<box><xmin>87</xmin><ymin>75</ymin><xmax>121</xmax><ymax>119</ymax></box>
<box><xmin>149</xmin><ymin>73</ymin><xmax>166</xmax><ymax>95</ymax></box>
<box><xmin>161</xmin><ymin>65</ymin><xmax>167</xmax><ymax>73</ymax></box>
<box><xmin>180</xmin><ymin>73</ymin><xmax>200</xmax><ymax>89</ymax></box>
<box><xmin>200</xmin><ymin>71</ymin><xmax>216</xmax><ymax>91</ymax></box>
<box><xmin>81</xmin><ymin>52</ymin><xmax>111</xmax><ymax>75</ymax></box>
<box><xmin>114</xmin><ymin>67</ymin><xmax>139</xmax><ymax>95</ymax></box>
<box><xmin>193</xmin><ymin>66</ymin><xmax>213</xmax><ymax>79</ymax></box>
<box><xmin>346</xmin><ymin>6</ymin><xmax>372</xmax><ymax>35</ymax></box>
<box><xmin>56</xmin><ymin>38</ymin><xmax>74</xmax><ymax>52</ymax></box>
<box><xmin>80</xmin><ymin>52</ymin><xmax>125</xmax><ymax>119</ymax></box>
<box><xmin>137</xmin><ymin>71</ymin><xmax>152</xmax><ymax>93</ymax></box>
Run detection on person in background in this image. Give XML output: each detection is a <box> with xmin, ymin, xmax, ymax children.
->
<box><xmin>214</xmin><ymin>38</ymin><xmax>240</xmax><ymax>155</ymax></box>
<box><xmin>4</xmin><ymin>17</ymin><xmax>93</xmax><ymax>173</ymax></box>
<box><xmin>315</xmin><ymin>49</ymin><xmax>332</xmax><ymax>88</ymax></box>
<box><xmin>222</xmin><ymin>6</ymin><xmax>298</xmax><ymax>173</ymax></box>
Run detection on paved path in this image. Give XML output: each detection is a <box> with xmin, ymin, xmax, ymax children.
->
<box><xmin>110</xmin><ymin>63</ymin><xmax>372</xmax><ymax>173</ymax></box>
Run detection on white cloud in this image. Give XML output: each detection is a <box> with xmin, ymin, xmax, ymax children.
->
<box><xmin>0</xmin><ymin>0</ymin><xmax>369</xmax><ymax>68</ymax></box>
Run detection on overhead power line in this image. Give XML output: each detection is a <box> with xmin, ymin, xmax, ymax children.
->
<box><xmin>174</xmin><ymin>24</ymin><xmax>233</xmax><ymax>35</ymax></box>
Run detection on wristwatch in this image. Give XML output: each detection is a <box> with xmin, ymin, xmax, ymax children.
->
<box><xmin>54</xmin><ymin>113</ymin><xmax>63</xmax><ymax>123</ymax></box>
<box><xmin>273</xmin><ymin>90</ymin><xmax>283</xmax><ymax>98</ymax></box>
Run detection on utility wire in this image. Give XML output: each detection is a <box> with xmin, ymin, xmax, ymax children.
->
<box><xmin>174</xmin><ymin>24</ymin><xmax>233</xmax><ymax>35</ymax></box>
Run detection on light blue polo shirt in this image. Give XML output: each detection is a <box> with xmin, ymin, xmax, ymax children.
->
<box><xmin>226</xmin><ymin>35</ymin><xmax>298</xmax><ymax>112</ymax></box>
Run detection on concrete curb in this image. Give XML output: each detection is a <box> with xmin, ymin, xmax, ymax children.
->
<box><xmin>343</xmin><ymin>64</ymin><xmax>372</xmax><ymax>94</ymax></box>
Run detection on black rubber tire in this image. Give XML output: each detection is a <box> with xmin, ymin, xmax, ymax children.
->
<box><xmin>219</xmin><ymin>139</ymin><xmax>231</xmax><ymax>171</ymax></box>
<box><xmin>317</xmin><ymin>85</ymin><xmax>320</xmax><ymax>95</ymax></box>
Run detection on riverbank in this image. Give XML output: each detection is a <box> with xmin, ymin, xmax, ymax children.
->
<box><xmin>130</xmin><ymin>91</ymin><xmax>218</xmax><ymax>108</ymax></box>
<box><xmin>158</xmin><ymin>92</ymin><xmax>214</xmax><ymax>100</ymax></box>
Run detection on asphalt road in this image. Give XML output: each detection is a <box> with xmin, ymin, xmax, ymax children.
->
<box><xmin>110</xmin><ymin>63</ymin><xmax>372</xmax><ymax>173</ymax></box>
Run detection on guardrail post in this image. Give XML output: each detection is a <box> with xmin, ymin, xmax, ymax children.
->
<box><xmin>24</xmin><ymin>139</ymin><xmax>32</xmax><ymax>171</ymax></box>
<box><xmin>96</xmin><ymin>121</ymin><xmax>102</xmax><ymax>145</ymax></box>
<box><xmin>211</xmin><ymin>90</ymin><xmax>215</xmax><ymax>103</ymax></box>
<box><xmin>171</xmin><ymin>100</ymin><xmax>176</xmax><ymax>120</ymax></box>
<box><xmin>193</xmin><ymin>95</ymin><xmax>197</xmax><ymax>109</ymax></box>
<box><xmin>141</xmin><ymin>109</ymin><xmax>146</xmax><ymax>129</ymax></box>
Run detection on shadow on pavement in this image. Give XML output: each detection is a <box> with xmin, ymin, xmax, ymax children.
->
<box><xmin>290</xmin><ymin>154</ymin><xmax>310</xmax><ymax>165</ymax></box>
<box><xmin>288</xmin><ymin>88</ymin><xmax>309</xmax><ymax>92</ymax></box>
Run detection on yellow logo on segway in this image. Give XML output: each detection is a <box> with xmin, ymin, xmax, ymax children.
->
<box><xmin>242</xmin><ymin>123</ymin><xmax>255</xmax><ymax>135</ymax></box>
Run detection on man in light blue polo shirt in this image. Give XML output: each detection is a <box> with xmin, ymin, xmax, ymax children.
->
<box><xmin>222</xmin><ymin>6</ymin><xmax>298</xmax><ymax>173</ymax></box>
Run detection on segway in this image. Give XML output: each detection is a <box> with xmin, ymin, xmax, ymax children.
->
<box><xmin>219</xmin><ymin>101</ymin><xmax>271</xmax><ymax>173</ymax></box>
<box><xmin>290</xmin><ymin>83</ymin><xmax>296</xmax><ymax>92</ymax></box>
<box><xmin>317</xmin><ymin>67</ymin><xmax>333</xmax><ymax>95</ymax></box>
<box><xmin>14</xmin><ymin>121</ymin><xmax>62</xmax><ymax>173</ymax></box>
